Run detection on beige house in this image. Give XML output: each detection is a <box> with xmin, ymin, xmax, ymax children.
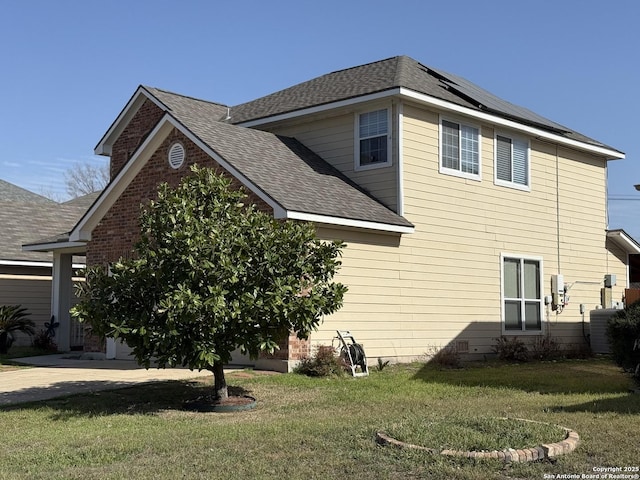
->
<box><xmin>25</xmin><ymin>56</ymin><xmax>639</xmax><ymax>369</ymax></box>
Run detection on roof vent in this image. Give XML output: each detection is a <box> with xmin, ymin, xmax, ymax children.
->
<box><xmin>168</xmin><ymin>142</ymin><xmax>185</xmax><ymax>169</ymax></box>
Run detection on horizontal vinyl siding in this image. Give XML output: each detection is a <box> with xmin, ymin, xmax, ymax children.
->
<box><xmin>0</xmin><ymin>276</ymin><xmax>52</xmax><ymax>346</ymax></box>
<box><xmin>313</xmin><ymin>227</ymin><xmax>415</xmax><ymax>359</ymax></box>
<box><xmin>311</xmin><ymin>102</ymin><xmax>620</xmax><ymax>362</ymax></box>
<box><xmin>269</xmin><ymin>108</ymin><xmax>398</xmax><ymax>212</ymax></box>
<box><xmin>606</xmin><ymin>239</ymin><xmax>629</xmax><ymax>303</ymax></box>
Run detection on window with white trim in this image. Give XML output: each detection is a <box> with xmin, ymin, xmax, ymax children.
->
<box><xmin>439</xmin><ymin>118</ymin><xmax>480</xmax><ymax>179</ymax></box>
<box><xmin>495</xmin><ymin>134</ymin><xmax>529</xmax><ymax>189</ymax></box>
<box><xmin>356</xmin><ymin>109</ymin><xmax>390</xmax><ymax>169</ymax></box>
<box><xmin>502</xmin><ymin>255</ymin><xmax>543</xmax><ymax>333</ymax></box>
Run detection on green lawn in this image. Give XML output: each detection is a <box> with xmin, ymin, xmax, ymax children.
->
<box><xmin>0</xmin><ymin>358</ymin><xmax>638</xmax><ymax>479</ymax></box>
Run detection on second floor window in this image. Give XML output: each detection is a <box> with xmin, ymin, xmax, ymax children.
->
<box><xmin>440</xmin><ymin>118</ymin><xmax>480</xmax><ymax>179</ymax></box>
<box><xmin>495</xmin><ymin>134</ymin><xmax>529</xmax><ymax>189</ymax></box>
<box><xmin>357</xmin><ymin>109</ymin><xmax>390</xmax><ymax>169</ymax></box>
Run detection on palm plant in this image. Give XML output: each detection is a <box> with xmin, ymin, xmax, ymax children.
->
<box><xmin>0</xmin><ymin>305</ymin><xmax>36</xmax><ymax>354</ymax></box>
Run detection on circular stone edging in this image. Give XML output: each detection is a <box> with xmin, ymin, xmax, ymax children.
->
<box><xmin>375</xmin><ymin>418</ymin><xmax>579</xmax><ymax>463</ymax></box>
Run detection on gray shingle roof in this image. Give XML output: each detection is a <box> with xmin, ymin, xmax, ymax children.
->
<box><xmin>228</xmin><ymin>56</ymin><xmax>435</xmax><ymax>123</ymax></box>
<box><xmin>179</xmin><ymin>116</ymin><xmax>412</xmax><ymax>227</ymax></box>
<box><xmin>145</xmin><ymin>87</ymin><xmax>229</xmax><ymax>124</ymax></box>
<box><xmin>133</xmin><ymin>91</ymin><xmax>411</xmax><ymax>226</ymax></box>
<box><xmin>1</xmin><ymin>186</ymin><xmax>97</xmax><ymax>262</ymax></box>
<box><xmin>0</xmin><ymin>179</ymin><xmax>55</xmax><ymax>204</ymax></box>
<box><xmin>229</xmin><ymin>55</ymin><xmax>619</xmax><ymax>152</ymax></box>
<box><xmin>137</xmin><ymin>87</ymin><xmax>412</xmax><ymax>229</ymax></box>
<box><xmin>62</xmin><ymin>191</ymin><xmax>101</xmax><ymax>209</ymax></box>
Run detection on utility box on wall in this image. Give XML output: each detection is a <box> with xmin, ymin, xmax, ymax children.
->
<box><xmin>604</xmin><ymin>274</ymin><xmax>616</xmax><ymax>288</ymax></box>
<box><xmin>551</xmin><ymin>274</ymin><xmax>564</xmax><ymax>307</ymax></box>
<box><xmin>589</xmin><ymin>308</ymin><xmax>619</xmax><ymax>354</ymax></box>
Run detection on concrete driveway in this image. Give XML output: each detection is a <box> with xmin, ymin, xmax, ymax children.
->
<box><xmin>0</xmin><ymin>354</ymin><xmax>212</xmax><ymax>406</ymax></box>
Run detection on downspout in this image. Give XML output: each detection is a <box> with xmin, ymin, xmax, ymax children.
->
<box><xmin>554</xmin><ymin>144</ymin><xmax>561</xmax><ymax>334</ymax></box>
<box><xmin>605</xmin><ymin>160</ymin><xmax>610</xmax><ymax>274</ymax></box>
<box><xmin>397</xmin><ymin>101</ymin><xmax>404</xmax><ymax>216</ymax></box>
<box><xmin>556</xmin><ymin>144</ymin><xmax>561</xmax><ymax>274</ymax></box>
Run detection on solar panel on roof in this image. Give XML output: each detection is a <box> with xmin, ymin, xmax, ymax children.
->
<box><xmin>427</xmin><ymin>66</ymin><xmax>570</xmax><ymax>134</ymax></box>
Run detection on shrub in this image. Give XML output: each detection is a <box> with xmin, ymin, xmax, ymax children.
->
<box><xmin>0</xmin><ymin>305</ymin><xmax>36</xmax><ymax>354</ymax></box>
<box><xmin>427</xmin><ymin>345</ymin><xmax>462</xmax><ymax>369</ymax></box>
<box><xmin>563</xmin><ymin>343</ymin><xmax>593</xmax><ymax>359</ymax></box>
<box><xmin>32</xmin><ymin>330</ymin><xmax>58</xmax><ymax>352</ymax></box>
<box><xmin>530</xmin><ymin>335</ymin><xmax>563</xmax><ymax>360</ymax></box>
<box><xmin>607</xmin><ymin>302</ymin><xmax>640</xmax><ymax>371</ymax></box>
<box><xmin>294</xmin><ymin>345</ymin><xmax>344</xmax><ymax>377</ymax></box>
<box><xmin>493</xmin><ymin>336</ymin><xmax>529</xmax><ymax>362</ymax></box>
<box><xmin>376</xmin><ymin>358</ymin><xmax>391</xmax><ymax>372</ymax></box>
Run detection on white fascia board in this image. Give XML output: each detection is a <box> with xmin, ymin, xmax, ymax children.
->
<box><xmin>236</xmin><ymin>89</ymin><xmax>401</xmax><ymax>128</ymax></box>
<box><xmin>73</xmin><ymin>114</ymin><xmax>287</xmax><ymax>242</ymax></box>
<box><xmin>399</xmin><ymin>88</ymin><xmax>624</xmax><ymax>160</ymax></box>
<box><xmin>0</xmin><ymin>259</ymin><xmax>85</xmax><ymax>269</ymax></box>
<box><xmin>0</xmin><ymin>259</ymin><xmax>53</xmax><ymax>267</ymax></box>
<box><xmin>21</xmin><ymin>241</ymin><xmax>88</xmax><ymax>254</ymax></box>
<box><xmin>607</xmin><ymin>230</ymin><xmax>640</xmax><ymax>254</ymax></box>
<box><xmin>94</xmin><ymin>86</ymin><xmax>167</xmax><ymax>156</ymax></box>
<box><xmin>283</xmin><ymin>210</ymin><xmax>414</xmax><ymax>234</ymax></box>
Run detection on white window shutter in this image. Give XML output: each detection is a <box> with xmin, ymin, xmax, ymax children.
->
<box><xmin>496</xmin><ymin>136</ymin><xmax>512</xmax><ymax>181</ymax></box>
<box><xmin>512</xmin><ymin>139</ymin><xmax>528</xmax><ymax>185</ymax></box>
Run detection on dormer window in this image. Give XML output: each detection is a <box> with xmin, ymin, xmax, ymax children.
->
<box><xmin>355</xmin><ymin>108</ymin><xmax>391</xmax><ymax>170</ymax></box>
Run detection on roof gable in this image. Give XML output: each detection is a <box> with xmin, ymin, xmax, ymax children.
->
<box><xmin>95</xmin><ymin>86</ymin><xmax>229</xmax><ymax>156</ymax></box>
<box><xmin>74</xmin><ymin>106</ymin><xmax>413</xmax><ymax>242</ymax></box>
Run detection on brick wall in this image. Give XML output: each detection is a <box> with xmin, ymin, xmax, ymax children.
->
<box><xmin>86</xmin><ymin>101</ymin><xmax>304</xmax><ymax>365</ymax></box>
<box><xmin>288</xmin><ymin>334</ymin><xmax>311</xmax><ymax>360</ymax></box>
<box><xmin>110</xmin><ymin>99</ymin><xmax>165</xmax><ymax>178</ymax></box>
<box><xmin>82</xmin><ymin>328</ymin><xmax>104</xmax><ymax>353</ymax></box>
<box><xmin>260</xmin><ymin>333</ymin><xmax>311</xmax><ymax>361</ymax></box>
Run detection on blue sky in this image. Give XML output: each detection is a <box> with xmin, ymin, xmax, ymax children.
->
<box><xmin>1</xmin><ymin>0</ymin><xmax>639</xmax><ymax>237</ymax></box>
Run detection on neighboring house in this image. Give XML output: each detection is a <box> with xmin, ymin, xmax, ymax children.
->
<box><xmin>629</xmin><ymin>253</ymin><xmax>640</xmax><ymax>289</ymax></box>
<box><xmin>24</xmin><ymin>56</ymin><xmax>640</xmax><ymax>370</ymax></box>
<box><xmin>1</xmin><ymin>179</ymin><xmax>98</xmax><ymax>347</ymax></box>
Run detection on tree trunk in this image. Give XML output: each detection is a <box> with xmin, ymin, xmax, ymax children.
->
<box><xmin>212</xmin><ymin>360</ymin><xmax>228</xmax><ymax>401</ymax></box>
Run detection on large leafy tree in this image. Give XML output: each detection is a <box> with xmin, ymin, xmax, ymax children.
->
<box><xmin>72</xmin><ymin>166</ymin><xmax>347</xmax><ymax>401</ymax></box>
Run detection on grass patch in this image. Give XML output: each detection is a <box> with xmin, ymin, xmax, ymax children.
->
<box><xmin>0</xmin><ymin>358</ymin><xmax>638</xmax><ymax>479</ymax></box>
<box><xmin>385</xmin><ymin>415</ymin><xmax>567</xmax><ymax>451</ymax></box>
